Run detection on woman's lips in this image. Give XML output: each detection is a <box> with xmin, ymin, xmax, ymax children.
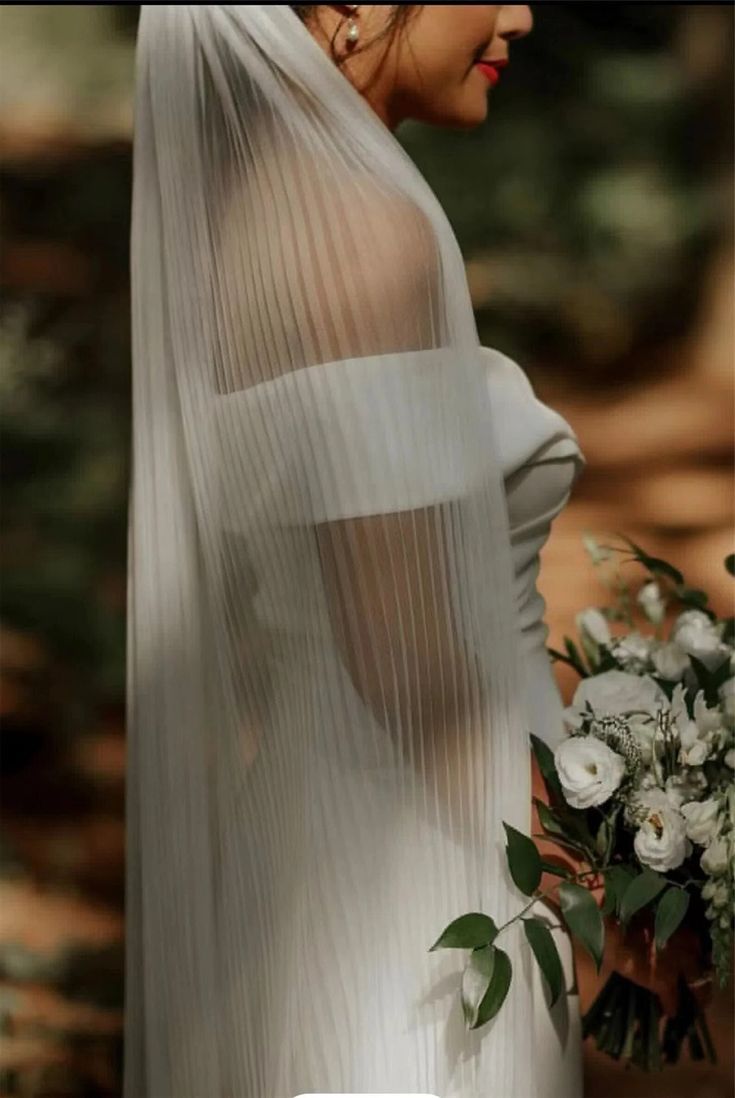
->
<box><xmin>474</xmin><ymin>59</ymin><xmax>507</xmax><ymax>87</ymax></box>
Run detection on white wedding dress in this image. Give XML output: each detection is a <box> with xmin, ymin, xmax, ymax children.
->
<box><xmin>204</xmin><ymin>346</ymin><xmax>587</xmax><ymax>1098</ymax></box>
<box><xmin>487</xmin><ymin>344</ymin><xmax>587</xmax><ymax>1098</ymax></box>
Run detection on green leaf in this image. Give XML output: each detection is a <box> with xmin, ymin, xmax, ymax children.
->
<box><xmin>597</xmin><ymin>649</ymin><xmax>620</xmax><ymax>673</ymax></box>
<box><xmin>711</xmin><ymin>655</ymin><xmax>733</xmax><ymax>690</ymax></box>
<box><xmin>644</xmin><ymin>557</ymin><xmax>685</xmax><ymax>585</ymax></box>
<box><xmin>548</xmin><ymin>646</ymin><xmax>585</xmax><ymax>676</ymax></box>
<box><xmin>559</xmin><ymin>881</ymin><xmax>605</xmax><ymax>971</ymax></box>
<box><xmin>540</xmin><ymin>858</ymin><xmax>573</xmax><ymax>880</ymax></box>
<box><xmin>534</xmin><ymin>798</ymin><xmax>566</xmax><ymax>837</ymax></box>
<box><xmin>558</xmin><ymin>806</ymin><xmax>597</xmax><ymax>856</ymax></box>
<box><xmin>620</xmin><ymin>868</ymin><xmax>667</xmax><ymax>923</ymax></box>
<box><xmin>595</xmin><ymin>818</ymin><xmax>611</xmax><ymax>858</ymax></box>
<box><xmin>654</xmin><ymin>887</ymin><xmax>690</xmax><ymax>950</ymax></box>
<box><xmin>604</xmin><ymin>865</ymin><xmax>636</xmax><ymax>918</ymax></box>
<box><xmin>689</xmin><ymin>654</ymin><xmax>730</xmax><ymax>708</ymax></box>
<box><xmin>530</xmin><ymin>732</ymin><xmax>564</xmax><ymax>804</ymax></box>
<box><xmin>533</xmin><ymin>797</ymin><xmax>592</xmax><ymax>853</ymax></box>
<box><xmin>725</xmin><ymin>553</ymin><xmax>735</xmax><ymax>577</ymax></box>
<box><xmin>564</xmin><ymin>636</ymin><xmax>589</xmax><ymax>677</ymax></box>
<box><xmin>503</xmin><ymin>822</ymin><xmax>542</xmax><ymax>896</ymax></box>
<box><xmin>617</xmin><ymin>535</ymin><xmax>684</xmax><ymax>585</ymax></box>
<box><xmin>601</xmin><ymin>873</ymin><xmax>618</xmax><ymax>917</ymax></box>
<box><xmin>722</xmin><ymin>617</ymin><xmax>735</xmax><ymax>646</ymax></box>
<box><xmin>429</xmin><ymin>912</ymin><xmax>498</xmax><ymax>951</ymax></box>
<box><xmin>675</xmin><ymin>586</ymin><xmax>710</xmax><ymax>612</ymax></box>
<box><xmin>461</xmin><ymin>942</ymin><xmax>496</xmax><ymax>1026</ymax></box>
<box><xmin>470</xmin><ymin>946</ymin><xmax>513</xmax><ymax>1030</ymax></box>
<box><xmin>523</xmin><ymin>917</ymin><xmax>564</xmax><ymax>1007</ymax></box>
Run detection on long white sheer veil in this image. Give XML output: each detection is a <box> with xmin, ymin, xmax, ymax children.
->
<box><xmin>126</xmin><ymin>5</ymin><xmax>537</xmax><ymax>1095</ymax></box>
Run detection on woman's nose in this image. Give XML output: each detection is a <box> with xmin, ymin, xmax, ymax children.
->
<box><xmin>498</xmin><ymin>4</ymin><xmax>533</xmax><ymax>41</ymax></box>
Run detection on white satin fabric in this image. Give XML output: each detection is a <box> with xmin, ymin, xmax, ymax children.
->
<box><xmin>486</xmin><ymin>345</ymin><xmax>587</xmax><ymax>1098</ymax></box>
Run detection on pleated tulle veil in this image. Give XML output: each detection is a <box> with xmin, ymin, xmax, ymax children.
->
<box><xmin>125</xmin><ymin>7</ymin><xmax>539</xmax><ymax>1094</ymax></box>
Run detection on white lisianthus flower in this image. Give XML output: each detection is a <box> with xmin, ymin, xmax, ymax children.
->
<box><xmin>693</xmin><ymin>690</ymin><xmax>723</xmax><ymax>739</ymax></box>
<box><xmin>681</xmin><ymin>737</ymin><xmax>707</xmax><ymax>764</ymax></box>
<box><xmin>680</xmin><ymin>739</ymin><xmax>710</xmax><ymax>767</ymax></box>
<box><xmin>701</xmin><ymin>879</ymin><xmax>717</xmax><ymax>900</ymax></box>
<box><xmin>725</xmin><ymin>748</ymin><xmax>735</xmax><ymax>769</ymax></box>
<box><xmin>719</xmin><ymin>677</ymin><xmax>735</xmax><ymax>725</ymax></box>
<box><xmin>561</xmin><ymin>705</ymin><xmax>587</xmax><ymax>733</ymax></box>
<box><xmin>576</xmin><ymin>607</ymin><xmax>611</xmax><ymax>646</ymax></box>
<box><xmin>582</xmin><ymin>534</ymin><xmax>611</xmax><ymax>564</ymax></box>
<box><xmin>700</xmin><ymin>836</ymin><xmax>730</xmax><ymax>876</ymax></box>
<box><xmin>677</xmin><ymin>689</ymin><xmax>722</xmax><ymax>766</ymax></box>
<box><xmin>637</xmin><ymin>580</ymin><xmax>667</xmax><ymax>625</ymax></box>
<box><xmin>672</xmin><ymin>610</ymin><xmax>729</xmax><ymax>672</ymax></box>
<box><xmin>611</xmin><ymin>631</ymin><xmax>655</xmax><ymax>671</ymax></box>
<box><xmin>665</xmin><ymin>770</ymin><xmax>708</xmax><ymax>809</ymax></box>
<box><xmin>669</xmin><ymin>681</ymin><xmax>689</xmax><ymax>724</ymax></box>
<box><xmin>651</xmin><ymin>641</ymin><xmax>690</xmax><ymax>682</ymax></box>
<box><xmin>554</xmin><ymin>735</ymin><xmax>626</xmax><ymax>809</ymax></box>
<box><xmin>680</xmin><ymin>798</ymin><xmax>721</xmax><ymax>845</ymax></box>
<box><xmin>570</xmin><ymin>669</ymin><xmax>667</xmax><ymax>721</ymax></box>
<box><xmin>565</xmin><ymin>669</ymin><xmax>668</xmax><ymax>760</ymax></box>
<box><xmin>712</xmin><ymin>881</ymin><xmax>729</xmax><ymax>908</ymax></box>
<box><xmin>633</xmin><ymin>789</ymin><xmax>690</xmax><ymax>872</ymax></box>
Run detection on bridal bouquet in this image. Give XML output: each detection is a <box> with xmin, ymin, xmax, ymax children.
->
<box><xmin>430</xmin><ymin>535</ymin><xmax>734</xmax><ymax>1071</ymax></box>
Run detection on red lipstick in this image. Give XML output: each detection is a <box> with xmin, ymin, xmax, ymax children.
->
<box><xmin>474</xmin><ymin>58</ymin><xmax>508</xmax><ymax>87</ymax></box>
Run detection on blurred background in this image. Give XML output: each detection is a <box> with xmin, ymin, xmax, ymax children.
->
<box><xmin>0</xmin><ymin>4</ymin><xmax>732</xmax><ymax>1096</ymax></box>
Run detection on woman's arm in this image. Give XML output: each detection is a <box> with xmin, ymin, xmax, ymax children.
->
<box><xmin>316</xmin><ymin>505</ymin><xmax>481</xmax><ymax>806</ymax></box>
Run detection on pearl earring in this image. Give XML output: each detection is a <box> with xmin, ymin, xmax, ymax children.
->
<box><xmin>345</xmin><ymin>4</ymin><xmax>359</xmax><ymax>46</ymax></box>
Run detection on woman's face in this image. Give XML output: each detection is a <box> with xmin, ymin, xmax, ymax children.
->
<box><xmin>309</xmin><ymin>5</ymin><xmax>534</xmax><ymax>130</ymax></box>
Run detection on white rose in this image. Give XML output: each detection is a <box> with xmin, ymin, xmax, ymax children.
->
<box><xmin>725</xmin><ymin>748</ymin><xmax>735</xmax><ymax>769</ymax></box>
<box><xmin>554</xmin><ymin>734</ymin><xmax>626</xmax><ymax>809</ymax></box>
<box><xmin>672</xmin><ymin>610</ymin><xmax>729</xmax><ymax>672</ymax></box>
<box><xmin>633</xmin><ymin>792</ymin><xmax>690</xmax><ymax>871</ymax></box>
<box><xmin>612</xmin><ymin>631</ymin><xmax>655</xmax><ymax>670</ymax></box>
<box><xmin>700</xmin><ymin>836</ymin><xmax>730</xmax><ymax>876</ymax></box>
<box><xmin>651</xmin><ymin>641</ymin><xmax>690</xmax><ymax>682</ymax></box>
<box><xmin>680</xmin><ymin>798</ymin><xmax>721</xmax><ymax>845</ymax></box>
<box><xmin>576</xmin><ymin>607</ymin><xmax>611</xmax><ymax>646</ymax></box>
<box><xmin>637</xmin><ymin>580</ymin><xmax>667</xmax><ymax>625</ymax></box>
<box><xmin>571</xmin><ymin>669</ymin><xmax>667</xmax><ymax>721</ymax></box>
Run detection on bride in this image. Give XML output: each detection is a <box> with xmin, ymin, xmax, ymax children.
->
<box><xmin>126</xmin><ymin>6</ymin><xmax>588</xmax><ymax>1095</ymax></box>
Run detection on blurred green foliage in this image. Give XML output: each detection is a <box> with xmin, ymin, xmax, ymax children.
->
<box><xmin>401</xmin><ymin>4</ymin><xmax>732</xmax><ymax>370</ymax></box>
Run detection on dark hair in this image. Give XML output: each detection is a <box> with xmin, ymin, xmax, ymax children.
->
<box><xmin>290</xmin><ymin>5</ymin><xmax>419</xmax><ymax>67</ymax></box>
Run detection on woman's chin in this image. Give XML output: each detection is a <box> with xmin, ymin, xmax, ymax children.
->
<box><xmin>419</xmin><ymin>96</ymin><xmax>488</xmax><ymax>130</ymax></box>
<box><xmin>450</xmin><ymin>98</ymin><xmax>489</xmax><ymax>130</ymax></box>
